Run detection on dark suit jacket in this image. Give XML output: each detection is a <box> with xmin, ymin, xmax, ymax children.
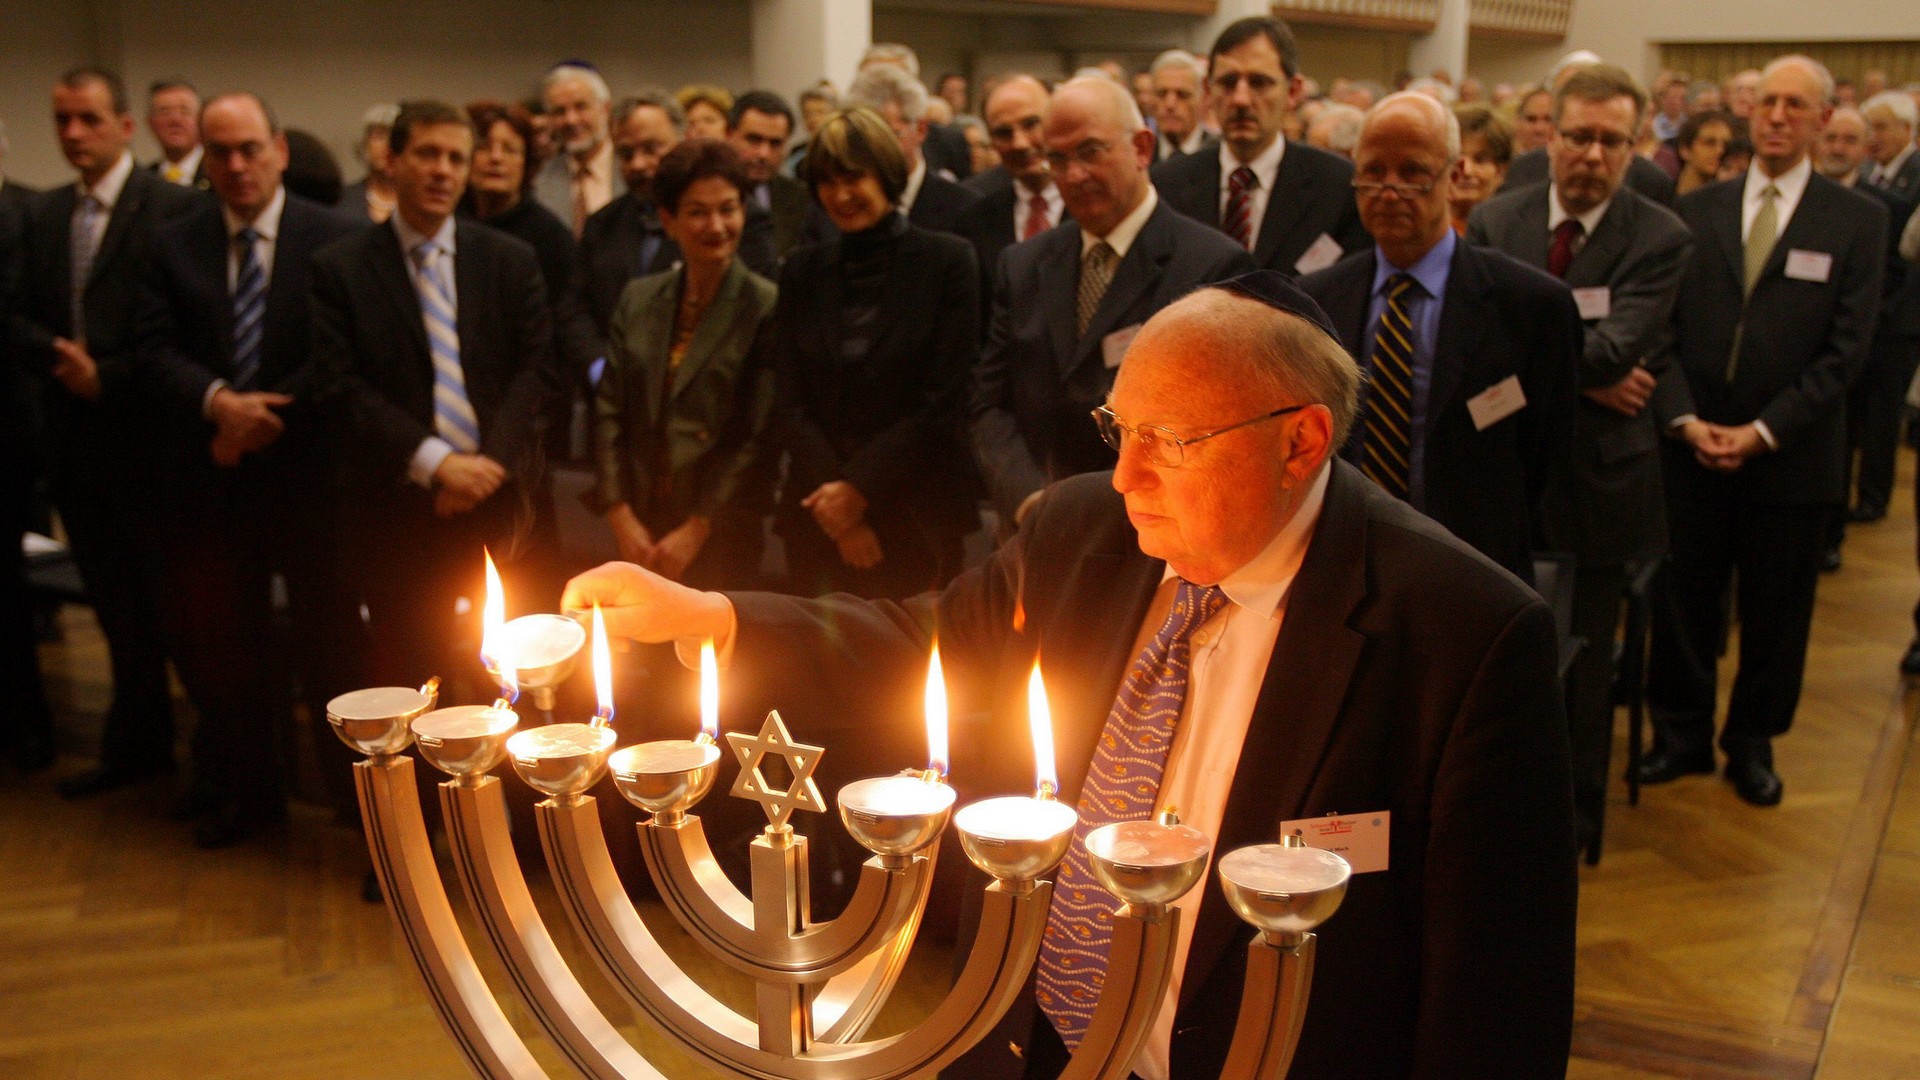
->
<box><xmin>961</xmin><ymin>165</ymin><xmax>1011</xmax><ymax>201</ymax></box>
<box><xmin>148</xmin><ymin>156</ymin><xmax>211</xmax><ymax>192</ymax></box>
<box><xmin>335</xmin><ymin>179</ymin><xmax>385</xmax><ymax>225</ymax></box>
<box><xmin>0</xmin><ymin>181</ymin><xmax>36</xmax><ymax>221</ymax></box>
<box><xmin>1859</xmin><ymin>165</ymin><xmax>1920</xmax><ymax>339</ymax></box>
<box><xmin>954</xmin><ymin>175</ymin><xmax>1058</xmax><ymax>316</ymax></box>
<box><xmin>1300</xmin><ymin>241</ymin><xmax>1581</xmax><ymax>580</ymax></box>
<box><xmin>1469</xmin><ymin>183</ymin><xmax>1692</xmax><ymax>565</ymax></box>
<box><xmin>908</xmin><ymin>171</ymin><xmax>978</xmax><ymax>236</ymax></box>
<box><xmin>1151</xmin><ymin>139</ymin><xmax>1370</xmax><ymax>275</ymax></box>
<box><xmin>590</xmin><ymin>257</ymin><xmax>778</xmax><ymax>526</ymax></box>
<box><xmin>970</xmin><ymin>200</ymin><xmax>1255</xmax><ymax>518</ymax></box>
<box><xmin>1506</xmin><ymin>148</ymin><xmax>1677</xmax><ymax>206</ymax></box>
<box><xmin>923</xmin><ymin>122</ymin><xmax>974</xmax><ymax>182</ymax></box>
<box><xmin>135</xmin><ymin>192</ymin><xmax>358</xmax><ymax>493</ymax></box>
<box><xmin>765</xmin><ymin>174</ymin><xmax>812</xmax><ymax>258</ymax></box>
<box><xmin>772</xmin><ymin>223</ymin><xmax>981</xmax><ymax>545</ymax></box>
<box><xmin>1860</xmin><ymin>150</ymin><xmax>1920</xmax><ymax>202</ymax></box>
<box><xmin>1651</xmin><ymin>172</ymin><xmax>1887</xmax><ymax>505</ymax></box>
<box><xmin>310</xmin><ymin>219</ymin><xmax>557</xmax><ymax>545</ymax></box>
<box><xmin>720</xmin><ymin>462</ymin><xmax>1576</xmax><ymax>1080</ymax></box>
<box><xmin>1151</xmin><ymin>129</ymin><xmax>1218</xmax><ymax>164</ymax></box>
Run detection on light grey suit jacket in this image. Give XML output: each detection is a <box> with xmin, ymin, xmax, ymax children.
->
<box><xmin>532</xmin><ymin>150</ymin><xmax>627</xmax><ymax>229</ymax></box>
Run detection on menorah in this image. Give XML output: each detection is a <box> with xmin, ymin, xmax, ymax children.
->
<box><xmin>325</xmin><ymin>566</ymin><xmax>1350</xmax><ymax>1080</ymax></box>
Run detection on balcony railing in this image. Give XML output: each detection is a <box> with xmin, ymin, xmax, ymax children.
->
<box><xmin>1470</xmin><ymin>0</ymin><xmax>1572</xmax><ymax>39</ymax></box>
<box><xmin>1273</xmin><ymin>0</ymin><xmax>1439</xmax><ymax>33</ymax></box>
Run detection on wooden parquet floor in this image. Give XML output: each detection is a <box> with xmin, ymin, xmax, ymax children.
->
<box><xmin>5</xmin><ymin>456</ymin><xmax>1920</xmax><ymax>1078</ymax></box>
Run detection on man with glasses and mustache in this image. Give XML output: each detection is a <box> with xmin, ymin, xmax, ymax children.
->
<box><xmin>1152</xmin><ymin>16</ymin><xmax>1369</xmax><ymax>276</ymax></box>
<box><xmin>1300</xmin><ymin>91</ymin><xmax>1580</xmax><ymax>584</ymax></box>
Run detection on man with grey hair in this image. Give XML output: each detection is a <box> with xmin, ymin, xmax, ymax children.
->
<box><xmin>1304</xmin><ymin>101</ymin><xmax>1363</xmax><ymax>158</ymax></box>
<box><xmin>843</xmin><ymin>64</ymin><xmax>978</xmax><ymax>231</ymax></box>
<box><xmin>533</xmin><ymin>63</ymin><xmax>624</xmax><ymax>234</ymax></box>
<box><xmin>971</xmin><ymin>74</ymin><xmax>1251</xmax><ymax>525</ymax></box>
<box><xmin>1861</xmin><ymin>90</ymin><xmax>1920</xmax><ymax>196</ymax></box>
<box><xmin>1643</xmin><ymin>55</ymin><xmax>1886</xmax><ymax>805</ymax></box>
<box><xmin>564</xmin><ymin>268</ymin><xmax>1577</xmax><ymax>1079</ymax></box>
<box><xmin>1147</xmin><ymin>48</ymin><xmax>1212</xmax><ymax>162</ymax></box>
<box><xmin>1300</xmin><ymin>91</ymin><xmax>1580</xmax><ymax>583</ymax></box>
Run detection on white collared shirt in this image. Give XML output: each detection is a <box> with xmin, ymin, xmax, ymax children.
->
<box><xmin>1159</xmin><ymin>127</ymin><xmax>1208</xmax><ymax>159</ymax></box>
<box><xmin>73</xmin><ymin>151</ymin><xmax>136</xmax><ymax>258</ymax></box>
<box><xmin>161</xmin><ymin>144</ymin><xmax>204</xmax><ymax>186</ymax></box>
<box><xmin>899</xmin><ymin>156</ymin><xmax>928</xmax><ymax>216</ymax></box>
<box><xmin>1873</xmin><ymin>144</ymin><xmax>1915</xmax><ymax>187</ymax></box>
<box><xmin>201</xmin><ymin>185</ymin><xmax>292</xmax><ymax>416</ymax></box>
<box><xmin>1547</xmin><ymin>184</ymin><xmax>1613</xmax><ymax>239</ymax></box>
<box><xmin>1011</xmin><ymin>176</ymin><xmax>1064</xmax><ymax>239</ymax></box>
<box><xmin>392</xmin><ymin>213</ymin><xmax>463</xmax><ymax>486</ymax></box>
<box><xmin>1128</xmin><ymin>462</ymin><xmax>1330</xmax><ymax>1080</ymax></box>
<box><xmin>1082</xmin><ymin>183</ymin><xmax>1159</xmax><ymax>260</ymax></box>
<box><xmin>1216</xmin><ymin>136</ymin><xmax>1286</xmax><ymax>250</ymax></box>
<box><xmin>1743</xmin><ymin>154</ymin><xmax>1812</xmax><ymax>242</ymax></box>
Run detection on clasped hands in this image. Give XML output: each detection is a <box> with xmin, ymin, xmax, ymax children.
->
<box><xmin>801</xmin><ymin>480</ymin><xmax>883</xmax><ymax>569</ymax></box>
<box><xmin>1681</xmin><ymin>419</ymin><xmax>1767</xmax><ymax>472</ymax></box>
<box><xmin>208</xmin><ymin>386</ymin><xmax>293</xmax><ymax>466</ymax></box>
<box><xmin>606</xmin><ymin>504</ymin><xmax>711</xmax><ymax>581</ymax></box>
<box><xmin>50</xmin><ymin>338</ymin><xmax>101</xmax><ymax>401</ymax></box>
<box><xmin>433</xmin><ymin>452</ymin><xmax>507</xmax><ymax>517</ymax></box>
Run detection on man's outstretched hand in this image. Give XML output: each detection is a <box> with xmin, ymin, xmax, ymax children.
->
<box><xmin>561</xmin><ymin>560</ymin><xmax>735</xmax><ymax>648</ymax></box>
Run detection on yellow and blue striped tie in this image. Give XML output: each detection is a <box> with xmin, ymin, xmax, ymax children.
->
<box><xmin>1364</xmin><ymin>273</ymin><xmax>1416</xmax><ymax>500</ymax></box>
<box><xmin>1034</xmin><ymin>578</ymin><xmax>1228</xmax><ymax>1049</ymax></box>
<box><xmin>412</xmin><ymin>241</ymin><xmax>481</xmax><ymax>453</ymax></box>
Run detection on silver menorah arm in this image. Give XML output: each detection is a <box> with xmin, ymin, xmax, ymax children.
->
<box><xmin>355</xmin><ymin>755</ymin><xmax>552</xmax><ymax>1080</ymax></box>
<box><xmin>1055</xmin><ymin>906</ymin><xmax>1184</xmax><ymax>1080</ymax></box>
<box><xmin>440</xmin><ymin>776</ymin><xmax>669</xmax><ymax>1080</ymax></box>
<box><xmin>1218</xmin><ymin>933</ymin><xmax>1318</xmax><ymax>1080</ymax></box>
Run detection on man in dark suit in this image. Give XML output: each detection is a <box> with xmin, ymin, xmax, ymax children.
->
<box><xmin>0</xmin><ymin>163</ymin><xmax>54</xmax><ymax>773</ymax></box>
<box><xmin>311</xmin><ymin>100</ymin><xmax>558</xmax><ymax>687</ymax></box>
<box><xmin>1152</xmin><ymin>17</ymin><xmax>1369</xmax><ymax>276</ymax></box>
<box><xmin>1860</xmin><ymin>91</ymin><xmax>1920</xmax><ymax>199</ymax></box>
<box><xmin>7</xmin><ymin>67</ymin><xmax>200</xmax><ymax>798</ymax></box>
<box><xmin>1301</xmin><ymin>92</ymin><xmax>1579</xmax><ymax>582</ymax></box>
<box><xmin>1843</xmin><ymin>92</ymin><xmax>1920</xmax><ymax>526</ymax></box>
<box><xmin>145</xmin><ymin>79</ymin><xmax>209</xmax><ymax>190</ymax></box>
<box><xmin>563</xmin><ymin>274</ymin><xmax>1577</xmax><ymax>1080</ymax></box>
<box><xmin>1640</xmin><ymin>56</ymin><xmax>1887</xmax><ymax>806</ymax></box>
<box><xmin>135</xmin><ymin>92</ymin><xmax>362</xmax><ymax>847</ymax></box>
<box><xmin>0</xmin><ymin>119</ymin><xmax>38</xmax><ymax>218</ymax></box>
<box><xmin>1146</xmin><ymin>49</ymin><xmax>1216</xmax><ymax>163</ymax></box>
<box><xmin>844</xmin><ymin>65</ymin><xmax>978</xmax><ymax>235</ymax></box>
<box><xmin>954</xmin><ymin>76</ymin><xmax>1061</xmax><ymax>305</ymax></box>
<box><xmin>1468</xmin><ymin>64</ymin><xmax>1692</xmax><ymax>851</ymax></box>
<box><xmin>971</xmin><ymin>76</ymin><xmax>1253</xmax><ymax>525</ymax></box>
<box><xmin>727</xmin><ymin>90</ymin><xmax>815</xmax><ymax>259</ymax></box>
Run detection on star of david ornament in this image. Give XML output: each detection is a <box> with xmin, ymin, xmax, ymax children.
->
<box><xmin>726</xmin><ymin>710</ymin><xmax>826</xmax><ymax>830</ymax></box>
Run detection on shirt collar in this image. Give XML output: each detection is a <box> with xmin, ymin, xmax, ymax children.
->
<box><xmin>900</xmin><ymin>156</ymin><xmax>928</xmax><ymax>214</ymax></box>
<box><xmin>572</xmin><ymin>141</ymin><xmax>611</xmax><ymax>182</ymax></box>
<box><xmin>1082</xmin><ymin>183</ymin><xmax>1158</xmax><ymax>259</ymax></box>
<box><xmin>392</xmin><ymin>210</ymin><xmax>457</xmax><ymax>258</ymax></box>
<box><xmin>1880</xmin><ymin>144</ymin><xmax>1915</xmax><ymax>180</ymax></box>
<box><xmin>82</xmin><ymin>151</ymin><xmax>136</xmax><ymax>208</ymax></box>
<box><xmin>1547</xmin><ymin>184</ymin><xmax>1612</xmax><ymax>236</ymax></box>
<box><xmin>1160</xmin><ymin>459</ymin><xmax>1330</xmax><ymax>620</ymax></box>
<box><xmin>1746</xmin><ymin>153</ymin><xmax>1812</xmax><ymax>206</ymax></box>
<box><xmin>1373</xmin><ymin>227</ymin><xmax>1455</xmax><ymax>297</ymax></box>
<box><xmin>1219</xmin><ymin>134</ymin><xmax>1286</xmax><ymax>192</ymax></box>
<box><xmin>168</xmin><ymin>144</ymin><xmax>204</xmax><ymax>179</ymax></box>
<box><xmin>224</xmin><ymin>184</ymin><xmax>286</xmax><ymax>241</ymax></box>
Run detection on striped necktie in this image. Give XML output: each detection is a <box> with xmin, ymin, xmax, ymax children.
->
<box><xmin>69</xmin><ymin>194</ymin><xmax>103</xmax><ymax>343</ymax></box>
<box><xmin>1034</xmin><ymin>578</ymin><xmax>1229</xmax><ymax>1050</ymax></box>
<box><xmin>1223</xmin><ymin>166</ymin><xmax>1257</xmax><ymax>250</ymax></box>
<box><xmin>1364</xmin><ymin>273</ymin><xmax>1417</xmax><ymax>500</ymax></box>
<box><xmin>230</xmin><ymin>227</ymin><xmax>266</xmax><ymax>389</ymax></box>
<box><xmin>411</xmin><ymin>241</ymin><xmax>481</xmax><ymax>453</ymax></box>
<box><xmin>1077</xmin><ymin>240</ymin><xmax>1117</xmax><ymax>338</ymax></box>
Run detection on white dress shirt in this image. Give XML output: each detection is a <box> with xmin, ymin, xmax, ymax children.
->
<box><xmin>1547</xmin><ymin>184</ymin><xmax>1612</xmax><ymax>240</ymax></box>
<box><xmin>201</xmin><ymin>185</ymin><xmax>289</xmax><ymax>415</ymax></box>
<box><xmin>1215</xmin><ymin>136</ymin><xmax>1286</xmax><ymax>251</ymax></box>
<box><xmin>1159</xmin><ymin>127</ymin><xmax>1208</xmax><ymax>159</ymax></box>
<box><xmin>160</xmin><ymin>144</ymin><xmax>204</xmax><ymax>186</ymax></box>
<box><xmin>1082</xmin><ymin>183</ymin><xmax>1159</xmax><ymax>259</ymax></box>
<box><xmin>1872</xmin><ymin>144</ymin><xmax>1915</xmax><ymax>187</ymax></box>
<box><xmin>73</xmin><ymin>151</ymin><xmax>135</xmax><ymax>265</ymax></box>
<box><xmin>1011</xmin><ymin>177</ymin><xmax>1064</xmax><ymax>238</ymax></box>
<box><xmin>1742</xmin><ymin>154</ymin><xmax>1811</xmax><ymax>242</ymax></box>
<box><xmin>899</xmin><ymin>156</ymin><xmax>928</xmax><ymax>217</ymax></box>
<box><xmin>392</xmin><ymin>213</ymin><xmax>464</xmax><ymax>487</ymax></box>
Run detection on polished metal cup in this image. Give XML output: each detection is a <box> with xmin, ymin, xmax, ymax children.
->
<box><xmin>954</xmin><ymin>796</ymin><xmax>1077</xmax><ymax>890</ymax></box>
<box><xmin>610</xmin><ymin>738</ymin><xmax>722</xmax><ymax>823</ymax></box>
<box><xmin>1217</xmin><ymin>839</ymin><xmax>1351</xmax><ymax>946</ymax></box>
<box><xmin>487</xmin><ymin>613</ymin><xmax>586</xmax><ymax>712</ymax></box>
<box><xmin>508</xmin><ymin>722</ymin><xmax>618</xmax><ymax>804</ymax></box>
<box><xmin>1084</xmin><ymin>817</ymin><xmax>1213</xmax><ymax>915</ymax></box>
<box><xmin>327</xmin><ymin>679</ymin><xmax>440</xmax><ymax>757</ymax></box>
<box><xmin>838</xmin><ymin>774</ymin><xmax>957</xmax><ymax>868</ymax></box>
<box><xmin>412</xmin><ymin>704</ymin><xmax>520</xmax><ymax>782</ymax></box>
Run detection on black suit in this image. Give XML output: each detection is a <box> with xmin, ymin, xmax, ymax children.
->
<box><xmin>136</xmin><ymin>192</ymin><xmax>364</xmax><ymax>817</ymax></box>
<box><xmin>763</xmin><ymin>174</ymin><xmax>813</xmax><ymax>258</ymax></box>
<box><xmin>1468</xmin><ymin>182</ymin><xmax>1692</xmax><ymax>841</ymax></box>
<box><xmin>1151</xmin><ymin>139</ymin><xmax>1370</xmax><ymax>275</ymax></box>
<box><xmin>1507</xmin><ymin>148</ymin><xmax>1677</xmax><ymax>206</ymax></box>
<box><xmin>1841</xmin><ymin>172</ymin><xmax>1920</xmax><ymax>519</ymax></box>
<box><xmin>717</xmin><ymin>463</ymin><xmax>1576</xmax><ymax>1079</ymax></box>
<box><xmin>922</xmin><ymin>122</ymin><xmax>974</xmax><ymax>182</ymax></box>
<box><xmin>970</xmin><ymin>199</ymin><xmax>1254</xmax><ymax>519</ymax></box>
<box><xmin>1300</xmin><ymin>240</ymin><xmax>1581</xmax><ymax>582</ymax></box>
<box><xmin>907</xmin><ymin>170</ymin><xmax>978</xmax><ymax>236</ymax></box>
<box><xmin>0</xmin><ymin>186</ymin><xmax>54</xmax><ymax>761</ymax></box>
<box><xmin>1648</xmin><ymin>171</ymin><xmax>1885</xmax><ymax>757</ymax></box>
<box><xmin>311</xmin><ymin>219</ymin><xmax>558</xmax><ymax>685</ymax></box>
<box><xmin>0</xmin><ymin>180</ymin><xmax>37</xmax><ymax>220</ymax></box>
<box><xmin>954</xmin><ymin>174</ymin><xmax>1058</xmax><ymax>321</ymax></box>
<box><xmin>6</xmin><ymin>161</ymin><xmax>200</xmax><ymax>771</ymax></box>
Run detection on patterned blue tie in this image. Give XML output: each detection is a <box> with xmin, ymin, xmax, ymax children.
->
<box><xmin>411</xmin><ymin>241</ymin><xmax>481</xmax><ymax>453</ymax></box>
<box><xmin>69</xmin><ymin>194</ymin><xmax>102</xmax><ymax>343</ymax></box>
<box><xmin>230</xmin><ymin>227</ymin><xmax>266</xmax><ymax>388</ymax></box>
<box><xmin>1034</xmin><ymin>578</ymin><xmax>1229</xmax><ymax>1049</ymax></box>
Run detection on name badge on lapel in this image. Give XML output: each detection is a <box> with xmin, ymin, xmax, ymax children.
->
<box><xmin>1278</xmin><ymin>812</ymin><xmax>1390</xmax><ymax>873</ymax></box>
<box><xmin>1466</xmin><ymin>375</ymin><xmax>1527</xmax><ymax>431</ymax></box>
<box><xmin>1294</xmin><ymin>233</ymin><xmax>1344</xmax><ymax>275</ymax></box>
<box><xmin>1784</xmin><ymin>249</ymin><xmax>1833</xmax><ymax>283</ymax></box>
<box><xmin>1102</xmin><ymin>323</ymin><xmax>1143</xmax><ymax>369</ymax></box>
<box><xmin>1571</xmin><ymin>286</ymin><xmax>1611</xmax><ymax>320</ymax></box>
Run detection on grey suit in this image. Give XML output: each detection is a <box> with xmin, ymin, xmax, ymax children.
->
<box><xmin>531</xmin><ymin>150</ymin><xmax>627</xmax><ymax>232</ymax></box>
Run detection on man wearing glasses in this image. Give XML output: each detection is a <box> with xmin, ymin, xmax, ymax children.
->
<box><xmin>565</xmin><ymin>270</ymin><xmax>1578</xmax><ymax>1079</ymax></box>
<box><xmin>1152</xmin><ymin>16</ymin><xmax>1369</xmax><ymax>276</ymax></box>
<box><xmin>1301</xmin><ymin>91</ymin><xmax>1580</xmax><ymax>583</ymax></box>
<box><xmin>1467</xmin><ymin>64</ymin><xmax>1693</xmax><ymax>855</ymax></box>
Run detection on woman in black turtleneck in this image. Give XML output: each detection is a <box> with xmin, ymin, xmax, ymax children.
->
<box><xmin>772</xmin><ymin>107</ymin><xmax>981</xmax><ymax>599</ymax></box>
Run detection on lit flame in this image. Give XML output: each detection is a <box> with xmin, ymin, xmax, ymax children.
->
<box><xmin>925</xmin><ymin>642</ymin><xmax>949</xmax><ymax>778</ymax></box>
<box><xmin>1028</xmin><ymin>661</ymin><xmax>1056</xmax><ymax>797</ymax></box>
<box><xmin>699</xmin><ymin>639</ymin><xmax>719</xmax><ymax>741</ymax></box>
<box><xmin>591</xmin><ymin>603</ymin><xmax>613</xmax><ymax>725</ymax></box>
<box><xmin>481</xmin><ymin>548</ymin><xmax>516</xmax><ymax>702</ymax></box>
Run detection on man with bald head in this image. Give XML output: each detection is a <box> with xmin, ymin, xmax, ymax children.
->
<box><xmin>1643</xmin><ymin>56</ymin><xmax>1886</xmax><ymax>806</ymax></box>
<box><xmin>1300</xmin><ymin>91</ymin><xmax>1579</xmax><ymax>582</ymax></box>
<box><xmin>970</xmin><ymin>75</ymin><xmax>1252</xmax><ymax>526</ymax></box>
<box><xmin>564</xmin><ymin>270</ymin><xmax>1576</xmax><ymax>1079</ymax></box>
<box><xmin>956</xmin><ymin>76</ymin><xmax>1062</xmax><ymax>300</ymax></box>
<box><xmin>135</xmin><ymin>91</ymin><xmax>361</xmax><ymax>846</ymax></box>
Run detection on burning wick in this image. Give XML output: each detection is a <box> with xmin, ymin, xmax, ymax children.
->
<box><xmin>590</xmin><ymin>603</ymin><xmax>614</xmax><ymax>728</ymax></box>
<box><xmin>480</xmin><ymin>548</ymin><xmax>517</xmax><ymax>708</ymax></box>
<box><xmin>696</xmin><ymin>638</ymin><xmax>719</xmax><ymax>746</ymax></box>
<box><xmin>1029</xmin><ymin>661</ymin><xmax>1057</xmax><ymax>801</ymax></box>
<box><xmin>924</xmin><ymin>642</ymin><xmax>950</xmax><ymax>783</ymax></box>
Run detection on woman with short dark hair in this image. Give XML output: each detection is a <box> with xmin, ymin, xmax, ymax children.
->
<box><xmin>1451</xmin><ymin>104</ymin><xmax>1513</xmax><ymax>232</ymax></box>
<box><xmin>461</xmin><ymin>100</ymin><xmax>576</xmax><ymax>304</ymax></box>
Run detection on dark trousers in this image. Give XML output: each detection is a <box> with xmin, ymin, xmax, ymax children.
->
<box><xmin>1647</xmin><ymin>476</ymin><xmax>1827</xmax><ymax>757</ymax></box>
<box><xmin>1</xmin><ymin>448</ymin><xmax>53</xmax><ymax>756</ymax></box>
<box><xmin>1566</xmin><ymin>563</ymin><xmax>1628</xmax><ymax>841</ymax></box>
<box><xmin>1847</xmin><ymin>333</ymin><xmax>1920</xmax><ymax>515</ymax></box>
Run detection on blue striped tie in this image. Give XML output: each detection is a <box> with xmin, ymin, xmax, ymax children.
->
<box><xmin>230</xmin><ymin>227</ymin><xmax>266</xmax><ymax>388</ymax></box>
<box><xmin>411</xmin><ymin>241</ymin><xmax>481</xmax><ymax>453</ymax></box>
<box><xmin>1034</xmin><ymin>578</ymin><xmax>1228</xmax><ymax>1049</ymax></box>
<box><xmin>69</xmin><ymin>195</ymin><xmax>102</xmax><ymax>343</ymax></box>
<box><xmin>1363</xmin><ymin>273</ymin><xmax>1417</xmax><ymax>500</ymax></box>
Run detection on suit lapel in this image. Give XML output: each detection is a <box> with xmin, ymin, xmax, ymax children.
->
<box><xmin>373</xmin><ymin>225</ymin><xmax>431</xmax><ymax>362</ymax></box>
<box><xmin>1755</xmin><ymin>176</ymin><xmax>1832</xmax><ymax>285</ymax></box>
<box><xmin>1043</xmin><ymin>229</ymin><xmax>1082</xmax><ymax>377</ymax></box>
<box><xmin>1510</xmin><ymin>187</ymin><xmax>1553</xmax><ymax>272</ymax></box>
<box><xmin>192</xmin><ymin>209</ymin><xmax>238</xmax><ymax>370</ymax></box>
<box><xmin>1566</xmin><ymin>194</ymin><xmax>1631</xmax><ymax>287</ymax></box>
<box><xmin>670</xmin><ymin>261</ymin><xmax>745</xmax><ymax>403</ymax></box>
<box><xmin>88</xmin><ymin>169</ymin><xmax>150</xmax><ymax>289</ymax></box>
<box><xmin>627</xmin><ymin>274</ymin><xmax>675</xmax><ymax>425</ymax></box>
<box><xmin>1071</xmin><ymin>204</ymin><xmax>1173</xmax><ymax>372</ymax></box>
<box><xmin>1705</xmin><ymin>180</ymin><xmax>1746</xmax><ymax>293</ymax></box>
<box><xmin>1429</xmin><ymin>242</ymin><xmax>1488</xmax><ymax>418</ymax></box>
<box><xmin>1251</xmin><ymin>148</ymin><xmax>1312</xmax><ymax>268</ymax></box>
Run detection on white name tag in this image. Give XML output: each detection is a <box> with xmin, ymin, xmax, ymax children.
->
<box><xmin>1102</xmin><ymin>323</ymin><xmax>1142</xmax><ymax>369</ymax></box>
<box><xmin>1294</xmin><ymin>232</ymin><xmax>1344</xmax><ymax>275</ymax></box>
<box><xmin>1278</xmin><ymin>812</ymin><xmax>1390</xmax><ymax>874</ymax></box>
<box><xmin>1466</xmin><ymin>374</ymin><xmax>1527</xmax><ymax>431</ymax></box>
<box><xmin>1785</xmin><ymin>249</ymin><xmax>1833</xmax><ymax>283</ymax></box>
<box><xmin>1572</xmin><ymin>286</ymin><xmax>1611</xmax><ymax>320</ymax></box>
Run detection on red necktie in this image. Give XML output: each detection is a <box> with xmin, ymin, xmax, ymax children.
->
<box><xmin>1022</xmin><ymin>190</ymin><xmax>1050</xmax><ymax>240</ymax></box>
<box><xmin>1547</xmin><ymin>219</ymin><xmax>1584</xmax><ymax>278</ymax></box>
<box><xmin>1223</xmin><ymin>166</ymin><xmax>1256</xmax><ymax>250</ymax></box>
